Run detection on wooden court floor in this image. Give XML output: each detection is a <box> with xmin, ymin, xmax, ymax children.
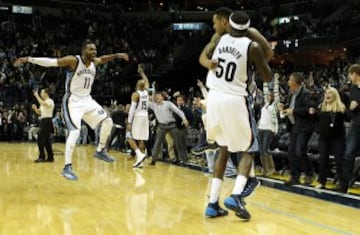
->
<box><xmin>0</xmin><ymin>143</ymin><xmax>359</xmax><ymax>235</ymax></box>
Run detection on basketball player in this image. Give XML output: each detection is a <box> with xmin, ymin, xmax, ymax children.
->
<box><xmin>14</xmin><ymin>39</ymin><xmax>129</xmax><ymax>180</ymax></box>
<box><xmin>199</xmin><ymin>7</ymin><xmax>274</xmax><ymax>201</ymax></box>
<box><xmin>127</xmin><ymin>65</ymin><xmax>150</xmax><ymax>168</ymax></box>
<box><xmin>32</xmin><ymin>88</ymin><xmax>55</xmax><ymax>163</ymax></box>
<box><xmin>205</xmin><ymin>12</ymin><xmax>271</xmax><ymax>219</ymax></box>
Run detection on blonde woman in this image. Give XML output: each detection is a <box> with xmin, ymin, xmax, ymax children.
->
<box><xmin>309</xmin><ymin>87</ymin><xmax>346</xmax><ymax>189</ymax></box>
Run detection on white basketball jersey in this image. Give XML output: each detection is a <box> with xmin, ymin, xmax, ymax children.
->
<box><xmin>206</xmin><ymin>34</ymin><xmax>252</xmax><ymax>96</ymax></box>
<box><xmin>134</xmin><ymin>90</ymin><xmax>149</xmax><ymax>116</ymax></box>
<box><xmin>65</xmin><ymin>55</ymin><xmax>96</xmax><ymax>96</ymax></box>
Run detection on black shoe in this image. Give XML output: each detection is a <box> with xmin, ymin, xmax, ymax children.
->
<box><xmin>205</xmin><ymin>201</ymin><xmax>229</xmax><ymax>218</ymax></box>
<box><xmin>224</xmin><ymin>195</ymin><xmax>251</xmax><ymax>220</ymax></box>
<box><xmin>150</xmin><ymin>160</ymin><xmax>156</xmax><ymax>166</ymax></box>
<box><xmin>34</xmin><ymin>158</ymin><xmax>46</xmax><ymax>163</ymax></box>
<box><xmin>335</xmin><ymin>185</ymin><xmax>348</xmax><ymax>194</ymax></box>
<box><xmin>284</xmin><ymin>178</ymin><xmax>300</xmax><ymax>186</ymax></box>
<box><xmin>241</xmin><ymin>177</ymin><xmax>260</xmax><ymax>197</ymax></box>
<box><xmin>45</xmin><ymin>158</ymin><xmax>54</xmax><ymax>162</ymax></box>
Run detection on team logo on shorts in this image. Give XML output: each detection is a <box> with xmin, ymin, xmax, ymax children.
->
<box><xmin>98</xmin><ymin>109</ymin><xmax>105</xmax><ymax>115</ymax></box>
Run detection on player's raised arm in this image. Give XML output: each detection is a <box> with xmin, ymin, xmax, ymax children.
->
<box><xmin>247</xmin><ymin>27</ymin><xmax>274</xmax><ymax>62</ymax></box>
<box><xmin>137</xmin><ymin>65</ymin><xmax>150</xmax><ymax>90</ymax></box>
<box><xmin>14</xmin><ymin>55</ymin><xmax>78</xmax><ymax>70</ymax></box>
<box><xmin>94</xmin><ymin>53</ymin><xmax>129</xmax><ymax>66</ymax></box>
<box><xmin>250</xmin><ymin>42</ymin><xmax>272</xmax><ymax>82</ymax></box>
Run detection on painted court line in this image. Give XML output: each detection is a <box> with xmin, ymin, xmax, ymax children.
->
<box><xmin>251</xmin><ymin>201</ymin><xmax>353</xmax><ymax>235</ymax></box>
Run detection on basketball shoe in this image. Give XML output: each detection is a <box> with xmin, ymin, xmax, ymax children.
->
<box><xmin>241</xmin><ymin>177</ymin><xmax>260</xmax><ymax>198</ymax></box>
<box><xmin>94</xmin><ymin>149</ymin><xmax>115</xmax><ymax>162</ymax></box>
<box><xmin>61</xmin><ymin>164</ymin><xmax>78</xmax><ymax>181</ymax></box>
<box><xmin>224</xmin><ymin>195</ymin><xmax>251</xmax><ymax>220</ymax></box>
<box><xmin>205</xmin><ymin>201</ymin><xmax>228</xmax><ymax>218</ymax></box>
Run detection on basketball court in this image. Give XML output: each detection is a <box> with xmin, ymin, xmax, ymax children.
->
<box><xmin>0</xmin><ymin>143</ymin><xmax>359</xmax><ymax>235</ymax></box>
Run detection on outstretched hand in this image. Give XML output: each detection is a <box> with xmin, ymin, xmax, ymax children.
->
<box><xmin>137</xmin><ymin>64</ymin><xmax>144</xmax><ymax>74</ymax></box>
<box><xmin>13</xmin><ymin>57</ymin><xmax>29</xmax><ymax>67</ymax></box>
<box><xmin>117</xmin><ymin>53</ymin><xmax>129</xmax><ymax>61</ymax></box>
<box><xmin>33</xmin><ymin>89</ymin><xmax>39</xmax><ymax>97</ymax></box>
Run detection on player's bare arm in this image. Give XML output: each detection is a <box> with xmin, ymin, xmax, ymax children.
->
<box><xmin>250</xmin><ymin>42</ymin><xmax>272</xmax><ymax>82</ymax></box>
<box><xmin>137</xmin><ymin>65</ymin><xmax>150</xmax><ymax>89</ymax></box>
<box><xmin>247</xmin><ymin>27</ymin><xmax>274</xmax><ymax>62</ymax></box>
<box><xmin>126</xmin><ymin>92</ymin><xmax>140</xmax><ymax>132</ymax></box>
<box><xmin>94</xmin><ymin>53</ymin><xmax>129</xmax><ymax>66</ymax></box>
<box><xmin>14</xmin><ymin>55</ymin><xmax>78</xmax><ymax>70</ymax></box>
<box><xmin>199</xmin><ymin>33</ymin><xmax>221</xmax><ymax>70</ymax></box>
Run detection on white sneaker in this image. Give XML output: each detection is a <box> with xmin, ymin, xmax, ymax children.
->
<box><xmin>133</xmin><ymin>152</ymin><xmax>147</xmax><ymax>168</ymax></box>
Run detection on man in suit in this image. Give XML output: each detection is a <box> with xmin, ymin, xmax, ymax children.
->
<box><xmin>280</xmin><ymin>72</ymin><xmax>316</xmax><ymax>186</ymax></box>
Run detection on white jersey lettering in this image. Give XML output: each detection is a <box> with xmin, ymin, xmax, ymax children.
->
<box><xmin>135</xmin><ymin>90</ymin><xmax>149</xmax><ymax>117</ymax></box>
<box><xmin>65</xmin><ymin>55</ymin><xmax>96</xmax><ymax>97</ymax></box>
<box><xmin>206</xmin><ymin>34</ymin><xmax>252</xmax><ymax>96</ymax></box>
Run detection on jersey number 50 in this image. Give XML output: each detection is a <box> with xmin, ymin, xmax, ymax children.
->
<box><xmin>215</xmin><ymin>58</ymin><xmax>236</xmax><ymax>82</ymax></box>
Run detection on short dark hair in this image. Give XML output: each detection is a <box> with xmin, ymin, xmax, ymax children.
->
<box><xmin>176</xmin><ymin>94</ymin><xmax>186</xmax><ymax>101</ymax></box>
<box><xmin>81</xmin><ymin>39</ymin><xmax>95</xmax><ymax>50</ymax></box>
<box><xmin>349</xmin><ymin>64</ymin><xmax>360</xmax><ymax>75</ymax></box>
<box><xmin>290</xmin><ymin>72</ymin><xmax>303</xmax><ymax>85</ymax></box>
<box><xmin>215</xmin><ymin>7</ymin><xmax>233</xmax><ymax>20</ymax></box>
<box><xmin>230</xmin><ymin>11</ymin><xmax>250</xmax><ymax>26</ymax></box>
<box><xmin>156</xmin><ymin>91</ymin><xmax>167</xmax><ymax>99</ymax></box>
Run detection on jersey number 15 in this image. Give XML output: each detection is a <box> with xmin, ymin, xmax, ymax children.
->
<box><xmin>215</xmin><ymin>58</ymin><xmax>236</xmax><ymax>82</ymax></box>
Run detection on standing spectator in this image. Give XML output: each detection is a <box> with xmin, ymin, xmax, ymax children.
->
<box><xmin>32</xmin><ymin>88</ymin><xmax>55</xmax><ymax>162</ymax></box>
<box><xmin>174</xmin><ymin>94</ymin><xmax>193</xmax><ymax>163</ymax></box>
<box><xmin>148</xmin><ymin>91</ymin><xmax>189</xmax><ymax>165</ymax></box>
<box><xmin>280</xmin><ymin>72</ymin><xmax>316</xmax><ymax>186</ymax></box>
<box><xmin>16</xmin><ymin>110</ymin><xmax>26</xmax><ymax>141</ymax></box>
<box><xmin>309</xmin><ymin>87</ymin><xmax>346</xmax><ymax>189</ymax></box>
<box><xmin>257</xmin><ymin>73</ymin><xmax>280</xmax><ymax>176</ymax></box>
<box><xmin>338</xmin><ymin>64</ymin><xmax>360</xmax><ymax>193</ymax></box>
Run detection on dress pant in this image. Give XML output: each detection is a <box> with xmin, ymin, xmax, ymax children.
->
<box><xmin>318</xmin><ymin>135</ymin><xmax>345</xmax><ymax>185</ymax></box>
<box><xmin>288</xmin><ymin>129</ymin><xmax>313</xmax><ymax>180</ymax></box>
<box><xmin>340</xmin><ymin>124</ymin><xmax>360</xmax><ymax>187</ymax></box>
<box><xmin>38</xmin><ymin>118</ymin><xmax>54</xmax><ymax>160</ymax></box>
<box><xmin>176</xmin><ymin>128</ymin><xmax>188</xmax><ymax>161</ymax></box>
<box><xmin>152</xmin><ymin>123</ymin><xmax>184</xmax><ymax>162</ymax></box>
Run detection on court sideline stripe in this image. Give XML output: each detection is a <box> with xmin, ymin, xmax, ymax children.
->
<box><xmin>250</xmin><ymin>201</ymin><xmax>353</xmax><ymax>235</ymax></box>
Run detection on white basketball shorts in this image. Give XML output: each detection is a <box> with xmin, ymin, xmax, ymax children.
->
<box><xmin>131</xmin><ymin>115</ymin><xmax>149</xmax><ymax>140</ymax></box>
<box><xmin>206</xmin><ymin>89</ymin><xmax>252</xmax><ymax>152</ymax></box>
<box><xmin>62</xmin><ymin>94</ymin><xmax>108</xmax><ymax>130</ymax></box>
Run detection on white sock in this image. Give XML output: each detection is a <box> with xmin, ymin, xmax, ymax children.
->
<box><xmin>65</xmin><ymin>130</ymin><xmax>80</xmax><ymax>165</ymax></box>
<box><xmin>249</xmin><ymin>161</ymin><xmax>255</xmax><ymax>177</ymax></box>
<box><xmin>97</xmin><ymin>118</ymin><xmax>113</xmax><ymax>152</ymax></box>
<box><xmin>232</xmin><ymin>175</ymin><xmax>247</xmax><ymax>195</ymax></box>
<box><xmin>209</xmin><ymin>178</ymin><xmax>222</xmax><ymax>203</ymax></box>
<box><xmin>205</xmin><ymin>150</ymin><xmax>216</xmax><ymax>173</ymax></box>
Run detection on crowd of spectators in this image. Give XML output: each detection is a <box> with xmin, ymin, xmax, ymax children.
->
<box><xmin>0</xmin><ymin>1</ymin><xmax>360</xmax><ymax>192</ymax></box>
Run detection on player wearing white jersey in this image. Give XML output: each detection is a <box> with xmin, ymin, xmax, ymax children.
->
<box><xmin>204</xmin><ymin>12</ymin><xmax>271</xmax><ymax>220</ymax></box>
<box><xmin>127</xmin><ymin>65</ymin><xmax>150</xmax><ymax>168</ymax></box>
<box><xmin>198</xmin><ymin>7</ymin><xmax>274</xmax><ymax>219</ymax></box>
<box><xmin>14</xmin><ymin>39</ymin><xmax>129</xmax><ymax>180</ymax></box>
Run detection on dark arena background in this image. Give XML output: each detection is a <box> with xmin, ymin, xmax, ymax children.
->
<box><xmin>0</xmin><ymin>0</ymin><xmax>360</xmax><ymax>234</ymax></box>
